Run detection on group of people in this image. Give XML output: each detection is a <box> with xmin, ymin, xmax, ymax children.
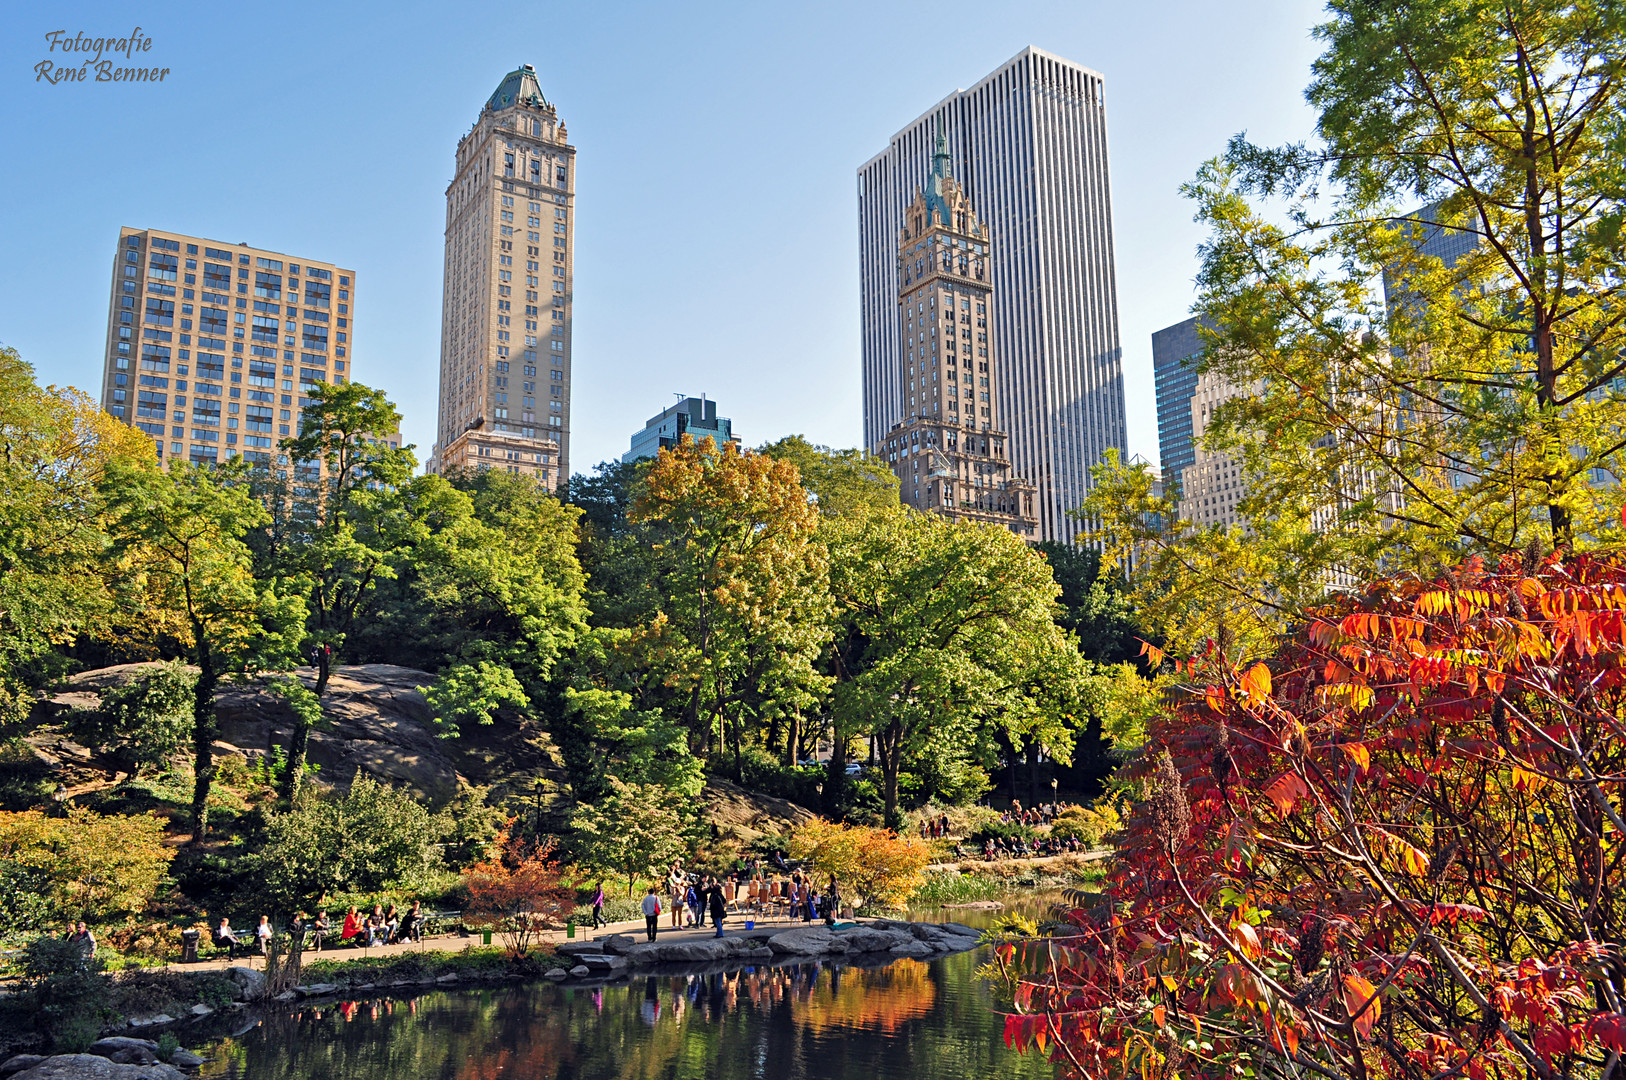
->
<box><xmin>998</xmin><ymin>800</ymin><xmax>1068</xmax><ymax>827</ymax></box>
<box><xmin>918</xmin><ymin>813</ymin><xmax>953</xmax><ymax>839</ymax></box>
<box><xmin>56</xmin><ymin>921</ymin><xmax>96</xmax><ymax>957</ymax></box>
<box><xmin>636</xmin><ymin>861</ymin><xmax>843</xmax><ymax>942</ymax></box>
<box><xmin>211</xmin><ymin>901</ymin><xmax>425</xmax><ymax>959</ymax></box>
<box><xmin>980</xmin><ymin>832</ymin><xmax>1084</xmax><ymax>860</ymax></box>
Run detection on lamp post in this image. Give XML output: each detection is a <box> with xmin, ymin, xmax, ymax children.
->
<box><xmin>1051</xmin><ymin>776</ymin><xmax>1059</xmax><ymax>809</ymax></box>
<box><xmin>533</xmin><ymin>777</ymin><xmax>544</xmax><ymax>837</ymax></box>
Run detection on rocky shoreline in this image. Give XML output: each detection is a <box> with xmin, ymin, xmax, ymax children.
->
<box><xmin>547</xmin><ymin>919</ymin><xmax>983</xmax><ymax>982</ymax></box>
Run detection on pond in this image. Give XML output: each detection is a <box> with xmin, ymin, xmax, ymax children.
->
<box><xmin>195</xmin><ymin>905</ymin><xmax>1054</xmax><ymax>1080</ymax></box>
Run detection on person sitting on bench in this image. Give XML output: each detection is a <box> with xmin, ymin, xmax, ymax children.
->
<box><xmin>214</xmin><ymin>917</ymin><xmax>244</xmax><ymax>960</ymax></box>
<box><xmin>397</xmin><ymin>901</ymin><xmax>421</xmax><ymax>943</ymax></box>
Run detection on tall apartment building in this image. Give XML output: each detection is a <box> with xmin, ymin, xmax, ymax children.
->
<box><xmin>1178</xmin><ymin>369</ymin><xmax>1251</xmax><ymax>529</ymax></box>
<box><xmin>429</xmin><ymin>65</ymin><xmax>574</xmax><ymax>487</ymax></box>
<box><xmin>100</xmin><ymin>227</ymin><xmax>357</xmax><ymax>466</ymax></box>
<box><xmin>873</xmin><ymin>134</ymin><xmax>1037</xmax><ymax>533</ymax></box>
<box><xmin>859</xmin><ymin>46</ymin><xmax>1126</xmax><ymax>544</ymax></box>
<box><xmin>1151</xmin><ymin>316</ymin><xmax>1207</xmax><ymax>494</ymax></box>
<box><xmin>624</xmin><ymin>396</ymin><xmax>737</xmax><ymax>463</ymax></box>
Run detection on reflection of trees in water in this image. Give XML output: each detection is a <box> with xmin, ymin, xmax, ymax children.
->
<box><xmin>198</xmin><ymin>952</ymin><xmax>1050</xmax><ymax>1080</ymax></box>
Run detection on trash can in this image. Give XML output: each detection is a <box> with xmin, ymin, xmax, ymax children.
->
<box><xmin>566</xmin><ymin>920</ymin><xmax>576</xmax><ymax>939</ymax></box>
<box><xmin>482</xmin><ymin>930</ymin><xmax>492</xmax><ymax>946</ymax></box>
<box><xmin>180</xmin><ymin>929</ymin><xmax>200</xmax><ymax>964</ymax></box>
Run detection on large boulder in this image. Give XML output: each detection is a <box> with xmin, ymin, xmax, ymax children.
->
<box><xmin>700</xmin><ymin>778</ymin><xmax>817</xmax><ymax>843</ymax></box>
<box><xmin>834</xmin><ymin>926</ymin><xmax>915</xmax><ymax>953</ymax></box>
<box><xmin>223</xmin><ymin>966</ymin><xmax>265</xmax><ymax>1002</ymax></box>
<box><xmin>12</xmin><ymin>1056</ymin><xmax>185</xmax><ymax>1080</ymax></box>
<box><xmin>766</xmin><ymin>927</ymin><xmax>849</xmax><ymax>956</ymax></box>
<box><xmin>0</xmin><ymin>1058</ymin><xmax>46</xmax><ymax>1078</ymax></box>
<box><xmin>621</xmin><ymin>937</ymin><xmax>764</xmax><ymax>965</ymax></box>
<box><xmin>85</xmin><ymin>1040</ymin><xmax>157</xmax><ymax>1066</ymax></box>
<box><xmin>889</xmin><ymin>940</ymin><xmax>936</xmax><ymax>958</ymax></box>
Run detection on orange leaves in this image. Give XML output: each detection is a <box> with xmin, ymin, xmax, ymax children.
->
<box><xmin>1263</xmin><ymin>771</ymin><xmax>1311</xmax><ymax>816</ymax></box>
<box><xmin>1340</xmin><ymin>741</ymin><xmax>1371</xmax><ymax>772</ymax></box>
<box><xmin>1369</xmin><ymin>827</ymin><xmax>1431</xmax><ymax>877</ymax></box>
<box><xmin>1230</xmin><ymin>919</ymin><xmax>1264</xmax><ymax>961</ymax></box>
<box><xmin>1213</xmin><ymin>962</ymin><xmax>1263</xmax><ymax>1006</ymax></box>
<box><xmin>1342</xmin><ymin>973</ymin><xmax>1381</xmax><ymax>1039</ymax></box>
<box><xmin>1240</xmin><ymin>662</ymin><xmax>1272</xmax><ymax>704</ymax></box>
<box><xmin>1511</xmin><ymin>765</ymin><xmax>1548</xmax><ymax>792</ymax></box>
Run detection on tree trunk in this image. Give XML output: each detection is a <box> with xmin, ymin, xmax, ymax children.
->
<box><xmin>825</xmin><ymin>723</ymin><xmax>846</xmax><ymax>815</ymax></box>
<box><xmin>782</xmin><ymin>713</ymin><xmax>799</xmax><ymax>769</ymax></box>
<box><xmin>880</xmin><ymin>722</ymin><xmax>902</xmax><ymax>829</ymax></box>
<box><xmin>314</xmin><ymin>645</ymin><xmax>331</xmax><ymax>696</ymax></box>
<box><xmin>190</xmin><ymin>640</ymin><xmax>218</xmax><ymax>844</ymax></box>
<box><xmin>280</xmin><ymin>715</ymin><xmax>312</xmax><ymax>806</ymax></box>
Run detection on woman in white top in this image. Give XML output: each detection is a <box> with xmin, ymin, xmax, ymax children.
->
<box><xmin>255</xmin><ymin>915</ymin><xmax>273</xmax><ymax>956</ymax></box>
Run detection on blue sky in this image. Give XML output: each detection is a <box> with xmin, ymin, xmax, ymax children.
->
<box><xmin>0</xmin><ymin>0</ymin><xmax>1324</xmax><ymax>473</ymax></box>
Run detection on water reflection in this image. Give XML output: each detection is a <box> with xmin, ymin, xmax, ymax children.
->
<box><xmin>198</xmin><ymin>947</ymin><xmax>1050</xmax><ymax>1080</ymax></box>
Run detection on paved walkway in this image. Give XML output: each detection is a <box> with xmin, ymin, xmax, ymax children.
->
<box><xmin>164</xmin><ymin>909</ymin><xmax>823</xmax><ymax>973</ymax></box>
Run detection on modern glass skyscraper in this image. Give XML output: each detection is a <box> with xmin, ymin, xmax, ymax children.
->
<box><xmin>1151</xmin><ymin>316</ymin><xmax>1205</xmax><ymax>493</ymax></box>
<box><xmin>858</xmin><ymin>46</ymin><xmax>1125</xmax><ymax>545</ymax></box>
<box><xmin>429</xmin><ymin>65</ymin><xmax>575</xmax><ymax>486</ymax></box>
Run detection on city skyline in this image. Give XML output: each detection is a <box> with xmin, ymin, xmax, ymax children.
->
<box><xmin>0</xmin><ymin>0</ymin><xmax>1325</xmax><ymax>474</ymax></box>
<box><xmin>860</xmin><ymin>46</ymin><xmax>1124</xmax><ymax>544</ymax></box>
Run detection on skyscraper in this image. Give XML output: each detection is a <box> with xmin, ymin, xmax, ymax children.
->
<box><xmin>873</xmin><ymin>134</ymin><xmax>1037</xmax><ymax>534</ymax></box>
<box><xmin>100</xmin><ymin>227</ymin><xmax>360</xmax><ymax>467</ymax></box>
<box><xmin>1151</xmin><ymin>316</ymin><xmax>1206</xmax><ymax>493</ymax></box>
<box><xmin>429</xmin><ymin>65</ymin><xmax>575</xmax><ymax>487</ymax></box>
<box><xmin>624</xmin><ymin>396</ymin><xmax>738</xmax><ymax>463</ymax></box>
<box><xmin>859</xmin><ymin>46</ymin><xmax>1125</xmax><ymax>544</ymax></box>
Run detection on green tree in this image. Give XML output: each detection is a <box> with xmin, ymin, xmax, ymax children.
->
<box><xmin>0</xmin><ymin>348</ymin><xmax>153</xmax><ymax>725</ymax></box>
<box><xmin>824</xmin><ymin>507</ymin><xmax>1086</xmax><ymax>826</ymax></box>
<box><xmin>569</xmin><ymin>779</ymin><xmax>694</xmax><ymax>897</ymax></box>
<box><xmin>627</xmin><ymin>438</ymin><xmax>833</xmax><ymax>774</ymax></box>
<box><xmin>757</xmin><ymin>435</ymin><xmax>900</xmax><ymax>518</ymax></box>
<box><xmin>100</xmin><ymin>460</ymin><xmax>305</xmax><ymax>841</ymax></box>
<box><xmin>1101</xmin><ymin>0</ymin><xmax>1626</xmax><ymax>653</ymax></box>
<box><xmin>65</xmin><ymin>661</ymin><xmax>196</xmax><ymax>775</ymax></box>
<box><xmin>278</xmin><ymin>381</ymin><xmax>414</xmax><ymax>695</ymax></box>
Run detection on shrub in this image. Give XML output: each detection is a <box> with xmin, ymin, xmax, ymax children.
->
<box><xmin>0</xmin><ymin>807</ymin><xmax>173</xmax><ymax>924</ymax></box>
<box><xmin>459</xmin><ymin>833</ymin><xmax>574</xmax><ymax>958</ymax></box>
<box><xmin>1047</xmin><ymin>800</ymin><xmax>1121</xmax><ymax>847</ymax></box>
<box><xmin>965</xmin><ymin>820</ymin><xmax>1034</xmax><ymax>848</ymax></box>
<box><xmin>736</xmin><ymin>747</ymin><xmax>824</xmax><ymax>806</ymax></box>
<box><xmin>20</xmin><ymin>935</ymin><xmax>110</xmax><ymax>1050</ymax></box>
<box><xmin>909</xmin><ymin>869</ymin><xmax>1005</xmax><ymax>906</ymax></box>
<box><xmin>0</xmin><ymin>861</ymin><xmax>53</xmax><ymax>942</ymax></box>
<box><xmin>0</xmin><ymin>738</ymin><xmax>54</xmax><ymax>811</ymax></box>
<box><xmin>254</xmin><ymin>771</ymin><xmax>444</xmax><ymax>911</ymax></box>
<box><xmin>66</xmin><ymin>661</ymin><xmax>195</xmax><ymax>774</ymax></box>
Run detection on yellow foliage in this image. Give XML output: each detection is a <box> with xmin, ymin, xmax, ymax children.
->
<box><xmin>0</xmin><ymin>807</ymin><xmax>174</xmax><ymax>924</ymax></box>
<box><xmin>789</xmin><ymin>818</ymin><xmax>930</xmax><ymax>911</ymax></box>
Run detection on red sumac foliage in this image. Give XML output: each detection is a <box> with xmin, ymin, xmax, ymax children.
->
<box><xmin>996</xmin><ymin>554</ymin><xmax>1626</xmax><ymax>1080</ymax></box>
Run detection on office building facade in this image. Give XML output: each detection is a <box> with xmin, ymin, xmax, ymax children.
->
<box><xmin>624</xmin><ymin>397</ymin><xmax>737</xmax><ymax>463</ymax></box>
<box><xmin>430</xmin><ymin>65</ymin><xmax>574</xmax><ymax>487</ymax></box>
<box><xmin>1151</xmin><ymin>316</ymin><xmax>1206</xmax><ymax>493</ymax></box>
<box><xmin>100</xmin><ymin>227</ymin><xmax>357</xmax><ymax>466</ymax></box>
<box><xmin>873</xmin><ymin>134</ymin><xmax>1037</xmax><ymax>533</ymax></box>
<box><xmin>859</xmin><ymin>46</ymin><xmax>1126</xmax><ymax>544</ymax></box>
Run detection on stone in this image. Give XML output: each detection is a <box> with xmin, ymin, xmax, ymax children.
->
<box><xmin>578</xmin><ymin>954</ymin><xmax>627</xmax><ymax>973</ymax></box>
<box><xmin>272</xmin><ymin>991</ymin><xmax>298</xmax><ymax>1003</ymax></box>
<box><xmin>939</xmin><ymin>922</ymin><xmax>982</xmax><ymax>937</ymax></box>
<box><xmin>747</xmin><ymin>946</ymin><xmax>775</xmax><ymax>960</ymax></box>
<box><xmin>188</xmin><ymin>1004</ymin><xmax>214</xmax><ymax>1017</ymax></box>
<box><xmin>222</xmin><ymin>966</ymin><xmax>265</xmax><ymax>1002</ymax></box>
<box><xmin>568</xmin><ymin>965</ymin><xmax>591</xmax><ymax>978</ymax></box>
<box><xmin>596</xmin><ymin>934</ymin><xmax>636</xmax><ymax>956</ymax></box>
<box><xmin>555</xmin><ymin>941</ymin><xmax>603</xmax><ymax>957</ymax></box>
<box><xmin>766</xmin><ymin>927</ymin><xmax>849</xmax><ymax>956</ymax></box>
<box><xmin>835</xmin><ymin>927</ymin><xmax>915</xmax><ymax>953</ymax></box>
<box><xmin>543</xmin><ymin>967</ymin><xmax>568</xmax><ymax>980</ymax></box>
<box><xmin>88</xmin><ymin>1039</ymin><xmax>158</xmax><ymax>1066</ymax></box>
<box><xmin>169</xmin><ymin>1051</ymin><xmax>206</xmax><ymax>1068</ymax></box>
<box><xmin>889</xmin><ymin>940</ymin><xmax>935</xmax><ymax>958</ymax></box>
<box><xmin>620</xmin><ymin>937</ymin><xmax>765</xmax><ymax>965</ymax></box>
<box><xmin>941</xmin><ymin>900</ymin><xmax>1003</xmax><ymax>910</ymax></box>
<box><xmin>435</xmin><ymin>973</ymin><xmax>459</xmax><ymax>984</ymax></box>
<box><xmin>295</xmin><ymin>983</ymin><xmax>340</xmax><ymax>998</ymax></box>
<box><xmin>0</xmin><ymin>1058</ymin><xmax>46</xmax><ymax>1078</ymax></box>
<box><xmin>11</xmin><ymin>1055</ymin><xmax>186</xmax><ymax>1080</ymax></box>
<box><xmin>122</xmin><ymin>1015</ymin><xmax>174</xmax><ymax>1029</ymax></box>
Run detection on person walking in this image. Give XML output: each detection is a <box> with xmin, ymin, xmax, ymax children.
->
<box><xmin>591</xmin><ymin>882</ymin><xmax>607</xmax><ymax>930</ymax></box>
<box><xmin>69</xmin><ymin>922</ymin><xmax>96</xmax><ymax>958</ymax></box>
<box><xmin>668</xmin><ymin>866</ymin><xmax>686</xmax><ymax>928</ymax></box>
<box><xmin>707</xmin><ymin>881</ymin><xmax>726</xmax><ymax>938</ymax></box>
<box><xmin>641</xmin><ymin>886</ymin><xmax>662</xmax><ymax>942</ymax></box>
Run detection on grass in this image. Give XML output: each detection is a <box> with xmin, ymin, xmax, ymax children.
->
<box><xmin>910</xmin><ymin>854</ymin><xmax>1110</xmax><ymax>908</ymax></box>
<box><xmin>910</xmin><ymin>870</ymin><xmax>1008</xmax><ymax>906</ymax></box>
<box><xmin>299</xmin><ymin>944</ymin><xmax>556</xmax><ymax>988</ymax></box>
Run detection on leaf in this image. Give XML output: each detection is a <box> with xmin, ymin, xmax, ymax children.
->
<box><xmin>1240</xmin><ymin>662</ymin><xmax>1272</xmax><ymax>702</ymax></box>
<box><xmin>1231</xmin><ymin>920</ymin><xmax>1263</xmax><ymax>960</ymax></box>
<box><xmin>1264</xmin><ymin>771</ymin><xmax>1311</xmax><ymax>816</ymax></box>
<box><xmin>1342</xmin><ymin>973</ymin><xmax>1380</xmax><ymax>1038</ymax></box>
<box><xmin>1340</xmin><ymin>742</ymin><xmax>1370</xmax><ymax>771</ymax></box>
<box><xmin>1152</xmin><ymin>1004</ymin><xmax>1167</xmax><ymax>1029</ymax></box>
<box><xmin>1585</xmin><ymin>1013</ymin><xmax>1626</xmax><ymax>1053</ymax></box>
<box><xmin>1399</xmin><ymin>840</ymin><xmax>1430</xmax><ymax>877</ymax></box>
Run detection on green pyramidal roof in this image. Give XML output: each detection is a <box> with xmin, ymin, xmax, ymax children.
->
<box><xmin>486</xmin><ymin>65</ymin><xmax>548</xmax><ymax>111</ymax></box>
